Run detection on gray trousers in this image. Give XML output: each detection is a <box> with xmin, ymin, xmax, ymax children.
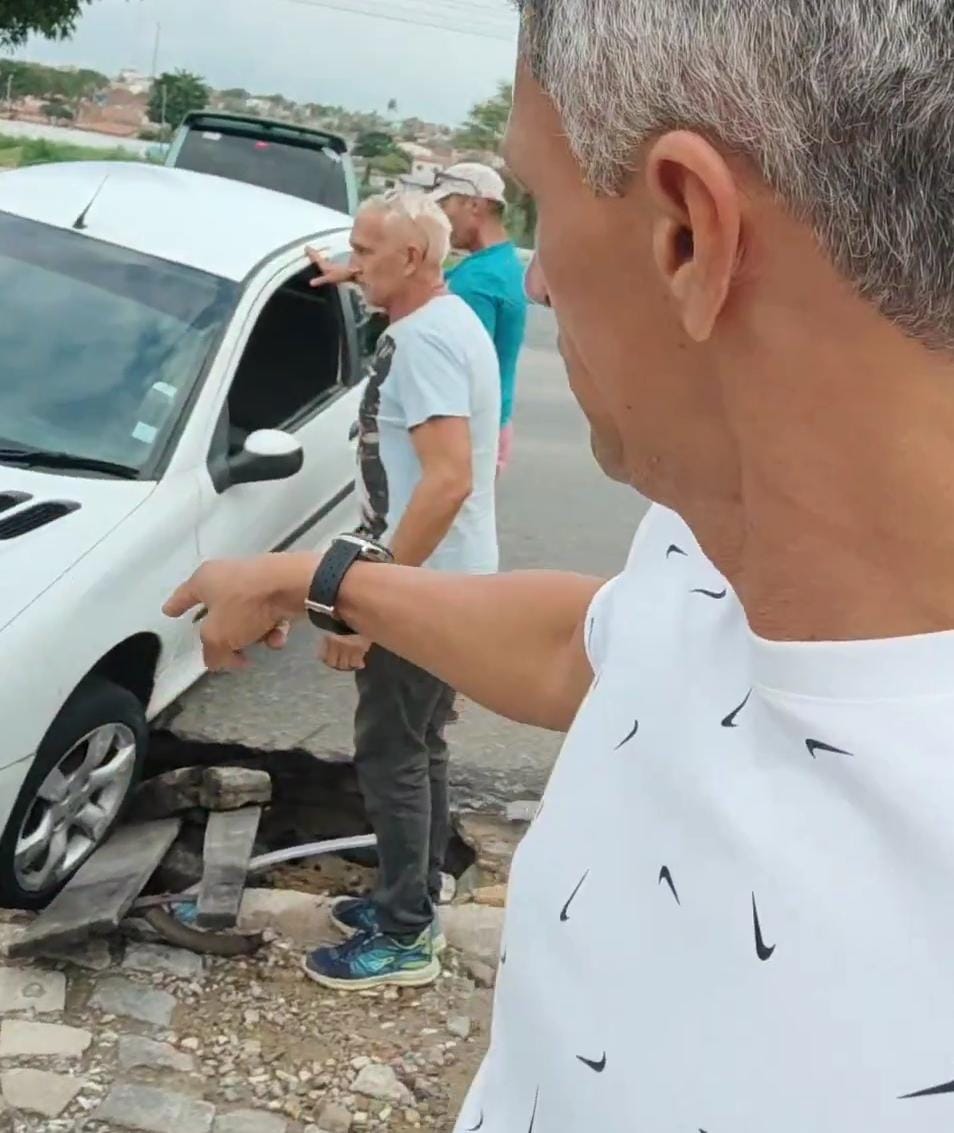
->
<box><xmin>353</xmin><ymin>645</ymin><xmax>456</xmax><ymax>937</ymax></box>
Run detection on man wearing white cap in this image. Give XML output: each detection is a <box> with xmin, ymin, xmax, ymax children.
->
<box><xmin>431</xmin><ymin>163</ymin><xmax>528</xmax><ymax>475</ymax></box>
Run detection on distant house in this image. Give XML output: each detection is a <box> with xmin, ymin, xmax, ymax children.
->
<box><xmin>396</xmin><ymin>142</ymin><xmax>446</xmax><ymax>190</ymax></box>
<box><xmin>117</xmin><ymin>69</ymin><xmax>152</xmax><ymax>97</ymax></box>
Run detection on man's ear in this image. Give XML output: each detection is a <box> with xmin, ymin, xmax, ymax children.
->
<box><xmin>405</xmin><ymin>243</ymin><xmax>425</xmax><ymax>276</ymax></box>
<box><xmin>645</xmin><ymin>131</ymin><xmax>742</xmax><ymax>342</ymax></box>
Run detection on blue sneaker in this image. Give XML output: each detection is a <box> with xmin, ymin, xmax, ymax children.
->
<box><xmin>330</xmin><ymin>896</ymin><xmax>447</xmax><ymax>953</ymax></box>
<box><xmin>303</xmin><ymin>928</ymin><xmax>441</xmax><ymax>990</ymax></box>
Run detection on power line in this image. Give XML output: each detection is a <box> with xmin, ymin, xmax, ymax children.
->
<box><xmin>279</xmin><ymin>0</ymin><xmax>518</xmax><ymax>42</ymax></box>
<box><xmin>287</xmin><ymin>0</ymin><xmax>516</xmax><ymax>36</ymax></box>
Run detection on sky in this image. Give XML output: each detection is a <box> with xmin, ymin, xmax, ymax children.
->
<box><xmin>14</xmin><ymin>0</ymin><xmax>519</xmax><ymax>125</ymax></box>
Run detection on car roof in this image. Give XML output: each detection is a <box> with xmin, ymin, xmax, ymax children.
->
<box><xmin>0</xmin><ymin>161</ymin><xmax>352</xmax><ymax>281</ymax></box>
<box><xmin>180</xmin><ymin>111</ymin><xmax>349</xmax><ymax>154</ymax></box>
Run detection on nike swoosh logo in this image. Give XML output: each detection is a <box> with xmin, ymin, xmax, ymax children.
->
<box><xmin>901</xmin><ymin>1078</ymin><xmax>954</xmax><ymax>1099</ymax></box>
<box><xmin>806</xmin><ymin>738</ymin><xmax>853</xmax><ymax>759</ymax></box>
<box><xmin>667</xmin><ymin>544</ymin><xmax>688</xmax><ymax>558</ymax></box>
<box><xmin>528</xmin><ymin>1087</ymin><xmax>539</xmax><ymax>1132</ymax></box>
<box><xmin>466</xmin><ymin>1113</ymin><xmax>485</xmax><ymax>1131</ymax></box>
<box><xmin>659</xmin><ymin>866</ymin><xmax>680</xmax><ymax>905</ymax></box>
<box><xmin>560</xmin><ymin>870</ymin><xmax>589</xmax><ymax>922</ymax></box>
<box><xmin>752</xmin><ymin>893</ymin><xmax>775</xmax><ymax>961</ymax></box>
<box><xmin>615</xmin><ymin>718</ymin><xmax>639</xmax><ymax>749</ymax></box>
<box><xmin>577</xmin><ymin>1052</ymin><xmax>607</xmax><ymax>1073</ymax></box>
<box><xmin>692</xmin><ymin>587</ymin><xmax>728</xmax><ymax>599</ymax></box>
<box><xmin>721</xmin><ymin>690</ymin><xmax>752</xmax><ymax>728</ymax></box>
<box><xmin>500</xmin><ymin>947</ymin><xmax>507</xmax><ymax>965</ymax></box>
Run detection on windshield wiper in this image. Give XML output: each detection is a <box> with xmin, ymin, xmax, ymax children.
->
<box><xmin>0</xmin><ymin>448</ymin><xmax>139</xmax><ymax>479</ymax></box>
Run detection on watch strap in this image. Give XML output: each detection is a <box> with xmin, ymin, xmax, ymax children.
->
<box><xmin>306</xmin><ymin>535</ymin><xmax>392</xmax><ymax>634</ymax></box>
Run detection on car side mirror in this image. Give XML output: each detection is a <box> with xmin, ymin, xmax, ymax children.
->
<box><xmin>228</xmin><ymin>429</ymin><xmax>303</xmax><ymax>487</ymax></box>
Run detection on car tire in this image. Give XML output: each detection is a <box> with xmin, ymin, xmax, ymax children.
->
<box><xmin>0</xmin><ymin>675</ymin><xmax>148</xmax><ymax>910</ymax></box>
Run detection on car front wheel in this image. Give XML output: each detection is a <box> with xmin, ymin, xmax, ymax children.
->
<box><xmin>0</xmin><ymin>675</ymin><xmax>147</xmax><ymax>909</ymax></box>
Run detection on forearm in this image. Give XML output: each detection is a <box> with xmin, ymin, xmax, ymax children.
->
<box><xmin>184</xmin><ymin>553</ymin><xmax>603</xmax><ymax>729</ymax></box>
<box><xmin>389</xmin><ymin>478</ymin><xmax>466</xmax><ymax>567</ymax></box>
<box><xmin>333</xmin><ymin>565</ymin><xmax>602</xmax><ymax>730</ymax></box>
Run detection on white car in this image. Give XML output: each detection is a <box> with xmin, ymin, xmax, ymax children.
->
<box><xmin>0</xmin><ymin>161</ymin><xmax>368</xmax><ymax>908</ymax></box>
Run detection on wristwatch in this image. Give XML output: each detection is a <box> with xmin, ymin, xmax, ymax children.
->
<box><xmin>305</xmin><ymin>534</ymin><xmax>393</xmax><ymax>634</ymax></box>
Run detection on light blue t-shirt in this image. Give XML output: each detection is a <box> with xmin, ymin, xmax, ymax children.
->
<box><xmin>355</xmin><ymin>294</ymin><xmax>500</xmax><ymax>574</ymax></box>
<box><xmin>446</xmin><ymin>241</ymin><xmax>528</xmax><ymax>427</ymax></box>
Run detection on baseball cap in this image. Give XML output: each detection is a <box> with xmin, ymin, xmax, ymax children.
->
<box><xmin>430</xmin><ymin>162</ymin><xmax>507</xmax><ymax>205</ymax></box>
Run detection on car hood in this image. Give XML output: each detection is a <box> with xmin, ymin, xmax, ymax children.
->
<box><xmin>0</xmin><ymin>467</ymin><xmax>155</xmax><ymax>633</ymax></box>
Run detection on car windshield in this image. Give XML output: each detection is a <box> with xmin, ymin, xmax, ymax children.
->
<box><xmin>0</xmin><ymin>211</ymin><xmax>238</xmax><ymax>476</ymax></box>
<box><xmin>176</xmin><ymin>128</ymin><xmax>350</xmax><ymax>212</ymax></box>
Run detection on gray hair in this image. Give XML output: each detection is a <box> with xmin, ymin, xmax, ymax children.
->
<box><xmin>519</xmin><ymin>1</ymin><xmax>954</xmax><ymax>348</ymax></box>
<box><xmin>359</xmin><ymin>190</ymin><xmax>451</xmax><ymax>268</ymax></box>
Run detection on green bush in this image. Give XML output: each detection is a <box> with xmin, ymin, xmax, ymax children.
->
<box><xmin>0</xmin><ymin>135</ymin><xmax>145</xmax><ymax>169</ymax></box>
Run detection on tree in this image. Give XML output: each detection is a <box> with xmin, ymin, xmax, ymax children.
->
<box><xmin>373</xmin><ymin>150</ymin><xmax>412</xmax><ymax>178</ymax></box>
<box><xmin>353</xmin><ymin>129</ymin><xmax>407</xmax><ymax>185</ymax></box>
<box><xmin>41</xmin><ymin>99</ymin><xmax>73</xmax><ymax>123</ymax></box>
<box><xmin>0</xmin><ymin>0</ymin><xmax>92</xmax><ymax>50</ymax></box>
<box><xmin>387</xmin><ymin>97</ymin><xmax>398</xmax><ymax>114</ymax></box>
<box><xmin>148</xmin><ymin>70</ymin><xmax>209</xmax><ymax>134</ymax></box>
<box><xmin>453</xmin><ymin>81</ymin><xmax>512</xmax><ymax>153</ymax></box>
<box><xmin>0</xmin><ymin>59</ymin><xmax>107</xmax><ymax>103</ymax></box>
<box><xmin>453</xmin><ymin>82</ymin><xmax>537</xmax><ymax>247</ymax></box>
<box><xmin>353</xmin><ymin>130</ymin><xmax>398</xmax><ymax>160</ymax></box>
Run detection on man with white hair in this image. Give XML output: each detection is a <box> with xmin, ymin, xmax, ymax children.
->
<box><xmin>168</xmin><ymin>1</ymin><xmax>954</xmax><ymax>1127</ymax></box>
<box><xmin>304</xmin><ymin>191</ymin><xmax>500</xmax><ymax>989</ymax></box>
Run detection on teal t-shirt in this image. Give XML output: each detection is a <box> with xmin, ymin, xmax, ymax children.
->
<box><xmin>446</xmin><ymin>242</ymin><xmax>528</xmax><ymax>427</ymax></box>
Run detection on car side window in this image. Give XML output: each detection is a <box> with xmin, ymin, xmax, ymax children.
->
<box><xmin>226</xmin><ymin>267</ymin><xmax>344</xmax><ymax>452</ymax></box>
<box><xmin>344</xmin><ymin>285</ymin><xmax>387</xmax><ymax>381</ymax></box>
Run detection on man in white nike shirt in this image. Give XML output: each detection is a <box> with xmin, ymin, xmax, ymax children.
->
<box><xmin>165</xmin><ymin>2</ymin><xmax>954</xmax><ymax>1129</ymax></box>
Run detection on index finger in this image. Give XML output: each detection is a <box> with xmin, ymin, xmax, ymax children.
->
<box><xmin>163</xmin><ymin>578</ymin><xmax>200</xmax><ymax>619</ymax></box>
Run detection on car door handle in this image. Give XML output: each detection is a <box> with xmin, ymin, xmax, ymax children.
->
<box><xmin>349</xmin><ymin>421</ymin><xmax>359</xmax><ymax>441</ymax></box>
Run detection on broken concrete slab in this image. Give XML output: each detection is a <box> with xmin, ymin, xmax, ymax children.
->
<box><xmin>453</xmin><ymin>813</ymin><xmax>527</xmax><ymax>882</ymax></box>
<box><xmin>200</xmin><ymin>768</ymin><xmax>271</xmax><ymax>812</ymax></box>
<box><xmin>123</xmin><ymin>943</ymin><xmax>204</xmax><ymax>980</ymax></box>
<box><xmin>473</xmin><ymin>884</ymin><xmax>508</xmax><ymax>908</ymax></box>
<box><xmin>461</xmin><ymin>956</ymin><xmax>495</xmax><ymax>989</ymax></box>
<box><xmin>88</xmin><ymin>977</ymin><xmax>176</xmax><ymax>1026</ymax></box>
<box><xmin>441</xmin><ymin>905</ymin><xmax>503</xmax><ymax>967</ymax></box>
<box><xmin>0</xmin><ymin>1019</ymin><xmax>91</xmax><ymax>1057</ymax></box>
<box><xmin>118</xmin><ymin>1034</ymin><xmax>197</xmax><ymax>1074</ymax></box>
<box><xmin>1</xmin><ymin>1068</ymin><xmax>83</xmax><ymax>1117</ymax></box>
<box><xmin>196</xmin><ymin>807</ymin><xmax>261</xmax><ymax>930</ymax></box>
<box><xmin>40</xmin><ymin>935</ymin><xmax>113</xmax><ymax>972</ymax></box>
<box><xmin>130</xmin><ymin>768</ymin><xmax>204</xmax><ymax>821</ymax></box>
<box><xmin>0</xmin><ymin>912</ymin><xmax>35</xmax><ymax>958</ymax></box>
<box><xmin>9</xmin><ymin>819</ymin><xmax>181</xmax><ymax>958</ymax></box>
<box><xmin>95</xmin><ymin>1082</ymin><xmax>215</xmax><ymax>1133</ymax></box>
<box><xmin>237</xmin><ymin>889</ymin><xmax>333</xmax><ymax>946</ymax></box>
<box><xmin>505</xmin><ymin>799</ymin><xmax>541</xmax><ymax>823</ymax></box>
<box><xmin>213</xmin><ymin>1110</ymin><xmax>287</xmax><ymax>1133</ymax></box>
<box><xmin>0</xmin><ymin>966</ymin><xmax>66</xmax><ymax>1014</ymax></box>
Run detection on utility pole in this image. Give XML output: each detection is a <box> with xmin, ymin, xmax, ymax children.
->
<box><xmin>151</xmin><ymin>22</ymin><xmax>162</xmax><ymax>79</ymax></box>
<box><xmin>161</xmin><ymin>82</ymin><xmax>168</xmax><ymax>141</ymax></box>
<box><xmin>4</xmin><ymin>74</ymin><xmax>12</xmax><ymax>115</ymax></box>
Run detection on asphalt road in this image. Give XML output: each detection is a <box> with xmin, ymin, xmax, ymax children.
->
<box><xmin>168</xmin><ymin>308</ymin><xmax>649</xmax><ymax>808</ymax></box>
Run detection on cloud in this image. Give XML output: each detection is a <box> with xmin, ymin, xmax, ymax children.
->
<box><xmin>17</xmin><ymin>0</ymin><xmax>518</xmax><ymax>125</ymax></box>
